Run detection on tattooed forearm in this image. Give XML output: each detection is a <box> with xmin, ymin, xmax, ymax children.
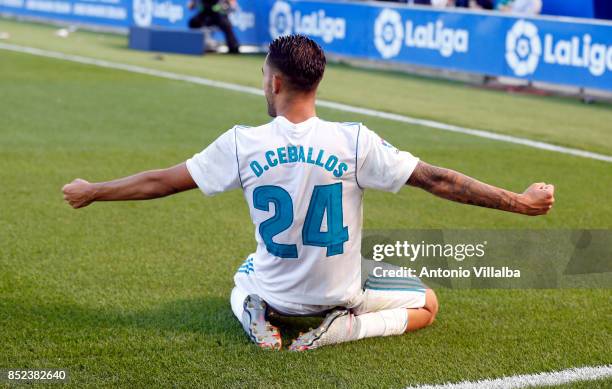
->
<box><xmin>407</xmin><ymin>162</ymin><xmax>525</xmax><ymax>214</ymax></box>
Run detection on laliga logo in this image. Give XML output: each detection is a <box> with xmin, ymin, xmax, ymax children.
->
<box><xmin>374</xmin><ymin>8</ymin><xmax>469</xmax><ymax>59</ymax></box>
<box><xmin>269</xmin><ymin>1</ymin><xmax>293</xmax><ymax>39</ymax></box>
<box><xmin>133</xmin><ymin>0</ymin><xmax>183</xmax><ymax>27</ymax></box>
<box><xmin>505</xmin><ymin>20</ymin><xmax>541</xmax><ymax>76</ymax></box>
<box><xmin>374</xmin><ymin>9</ymin><xmax>403</xmax><ymax>59</ymax></box>
<box><xmin>506</xmin><ymin>19</ymin><xmax>612</xmax><ymax>77</ymax></box>
<box><xmin>230</xmin><ymin>8</ymin><xmax>255</xmax><ymax>32</ymax></box>
<box><xmin>269</xmin><ymin>1</ymin><xmax>346</xmax><ymax>44</ymax></box>
<box><xmin>133</xmin><ymin>0</ymin><xmax>153</xmax><ymax>27</ymax></box>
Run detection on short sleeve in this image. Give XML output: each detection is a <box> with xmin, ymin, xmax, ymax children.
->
<box><xmin>356</xmin><ymin>126</ymin><xmax>419</xmax><ymax>193</ymax></box>
<box><xmin>186</xmin><ymin>128</ymin><xmax>241</xmax><ymax>196</ymax></box>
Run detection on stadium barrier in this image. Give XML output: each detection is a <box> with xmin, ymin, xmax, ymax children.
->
<box><xmin>129</xmin><ymin>26</ymin><xmax>204</xmax><ymax>55</ymax></box>
<box><xmin>2</xmin><ymin>0</ymin><xmax>611</xmax><ymax>91</ymax></box>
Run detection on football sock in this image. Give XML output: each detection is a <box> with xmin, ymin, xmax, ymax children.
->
<box><xmin>355</xmin><ymin>308</ymin><xmax>409</xmax><ymax>339</ymax></box>
<box><xmin>315</xmin><ymin>308</ymin><xmax>409</xmax><ymax>347</ymax></box>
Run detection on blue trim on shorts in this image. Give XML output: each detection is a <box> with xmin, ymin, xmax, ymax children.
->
<box><xmin>365</xmin><ymin>286</ymin><xmax>426</xmax><ymax>292</ymax></box>
<box><xmin>237</xmin><ymin>257</ymin><xmax>254</xmax><ymax>274</ymax></box>
<box><xmin>365</xmin><ymin>282</ymin><xmax>424</xmax><ymax>291</ymax></box>
<box><xmin>365</xmin><ymin>277</ymin><xmax>425</xmax><ymax>288</ymax></box>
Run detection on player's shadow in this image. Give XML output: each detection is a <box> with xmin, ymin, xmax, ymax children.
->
<box><xmin>6</xmin><ymin>296</ymin><xmax>234</xmax><ymax>338</ymax></box>
<box><xmin>6</xmin><ymin>296</ymin><xmax>325</xmax><ymax>347</ymax></box>
<box><xmin>131</xmin><ymin>299</ymin><xmax>329</xmax><ymax>346</ymax></box>
<box><xmin>122</xmin><ymin>297</ymin><xmax>239</xmax><ymax>335</ymax></box>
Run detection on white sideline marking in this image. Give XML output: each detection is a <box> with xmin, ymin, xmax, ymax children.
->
<box><xmin>407</xmin><ymin>365</ymin><xmax>612</xmax><ymax>389</ymax></box>
<box><xmin>1</xmin><ymin>42</ymin><xmax>611</xmax><ymax>164</ymax></box>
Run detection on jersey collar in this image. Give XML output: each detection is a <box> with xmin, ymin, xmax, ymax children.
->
<box><xmin>274</xmin><ymin>115</ymin><xmax>319</xmax><ymax>129</ymax></box>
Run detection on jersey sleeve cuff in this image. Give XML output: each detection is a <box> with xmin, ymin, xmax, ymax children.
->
<box><xmin>186</xmin><ymin>158</ymin><xmax>213</xmax><ymax>196</ymax></box>
<box><xmin>390</xmin><ymin>153</ymin><xmax>420</xmax><ymax>193</ymax></box>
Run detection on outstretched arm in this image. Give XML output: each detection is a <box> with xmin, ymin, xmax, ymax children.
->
<box><xmin>407</xmin><ymin>161</ymin><xmax>554</xmax><ymax>216</ymax></box>
<box><xmin>62</xmin><ymin>162</ymin><xmax>197</xmax><ymax>209</ymax></box>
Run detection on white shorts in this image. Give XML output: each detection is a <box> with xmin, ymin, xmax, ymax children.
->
<box><xmin>231</xmin><ymin>258</ymin><xmax>428</xmax><ymax>318</ymax></box>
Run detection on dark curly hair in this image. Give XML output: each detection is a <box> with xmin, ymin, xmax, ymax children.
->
<box><xmin>267</xmin><ymin>35</ymin><xmax>326</xmax><ymax>92</ymax></box>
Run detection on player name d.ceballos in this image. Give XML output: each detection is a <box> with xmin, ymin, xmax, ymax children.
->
<box><xmin>377</xmin><ymin>266</ymin><xmax>521</xmax><ymax>278</ymax></box>
<box><xmin>249</xmin><ymin>145</ymin><xmax>348</xmax><ymax>178</ymax></box>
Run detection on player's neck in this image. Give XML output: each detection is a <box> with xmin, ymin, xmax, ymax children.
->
<box><xmin>275</xmin><ymin>96</ymin><xmax>317</xmax><ymax>125</ymax></box>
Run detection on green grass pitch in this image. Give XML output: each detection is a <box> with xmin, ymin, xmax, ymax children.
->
<box><xmin>0</xmin><ymin>19</ymin><xmax>611</xmax><ymax>388</ymax></box>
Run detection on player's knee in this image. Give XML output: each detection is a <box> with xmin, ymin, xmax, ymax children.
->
<box><xmin>230</xmin><ymin>286</ymin><xmax>247</xmax><ymax>320</ymax></box>
<box><xmin>424</xmin><ymin>289</ymin><xmax>439</xmax><ymax>324</ymax></box>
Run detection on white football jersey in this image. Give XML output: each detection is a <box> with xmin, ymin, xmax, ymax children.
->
<box><xmin>186</xmin><ymin>116</ymin><xmax>419</xmax><ymax>308</ymax></box>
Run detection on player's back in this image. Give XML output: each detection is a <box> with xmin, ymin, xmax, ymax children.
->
<box><xmin>235</xmin><ymin>116</ymin><xmax>364</xmax><ymax>308</ymax></box>
<box><xmin>187</xmin><ymin>115</ymin><xmax>418</xmax><ymax>311</ymax></box>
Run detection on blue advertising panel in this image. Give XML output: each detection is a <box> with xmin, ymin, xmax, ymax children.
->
<box><xmin>0</xmin><ymin>0</ymin><xmax>260</xmax><ymax>44</ymax></box>
<box><xmin>265</xmin><ymin>0</ymin><xmax>374</xmax><ymax>57</ymax></box>
<box><xmin>220</xmin><ymin>1</ymin><xmax>259</xmax><ymax>45</ymax></box>
<box><xmin>0</xmin><ymin>0</ymin><xmax>131</xmax><ymax>27</ymax></box>
<box><xmin>263</xmin><ymin>1</ymin><xmax>612</xmax><ymax>91</ymax></box>
<box><xmin>2</xmin><ymin>0</ymin><xmax>612</xmax><ymax>91</ymax></box>
<box><xmin>499</xmin><ymin>17</ymin><xmax>612</xmax><ymax>89</ymax></box>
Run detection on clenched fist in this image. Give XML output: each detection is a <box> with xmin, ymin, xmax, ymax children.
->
<box><xmin>62</xmin><ymin>179</ymin><xmax>96</xmax><ymax>209</ymax></box>
<box><xmin>518</xmin><ymin>183</ymin><xmax>555</xmax><ymax>216</ymax></box>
